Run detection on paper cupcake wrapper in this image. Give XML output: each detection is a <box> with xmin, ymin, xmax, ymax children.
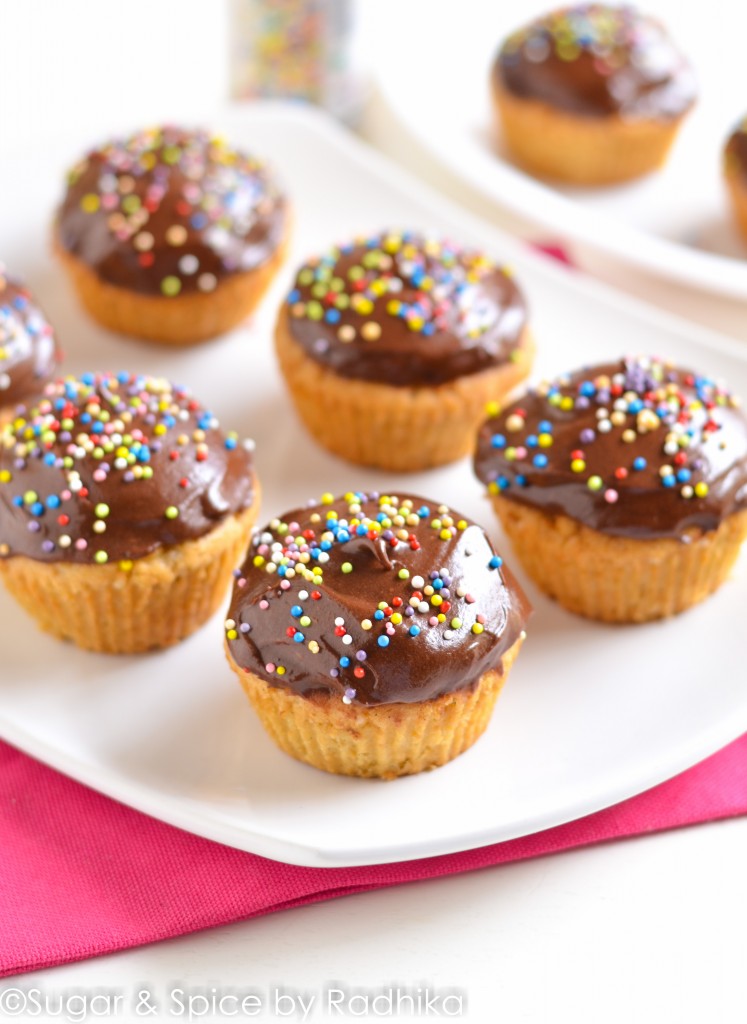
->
<box><xmin>724</xmin><ymin>168</ymin><xmax>747</xmax><ymax>243</ymax></box>
<box><xmin>55</xmin><ymin>231</ymin><xmax>289</xmax><ymax>345</ymax></box>
<box><xmin>0</xmin><ymin>502</ymin><xmax>258</xmax><ymax>653</ymax></box>
<box><xmin>275</xmin><ymin>310</ymin><xmax>534</xmax><ymax>472</ymax></box>
<box><xmin>226</xmin><ymin>638</ymin><xmax>523</xmax><ymax>779</ymax></box>
<box><xmin>492</xmin><ymin>496</ymin><xmax>747</xmax><ymax>623</ymax></box>
<box><xmin>493</xmin><ymin>84</ymin><xmax>685</xmax><ymax>185</ymax></box>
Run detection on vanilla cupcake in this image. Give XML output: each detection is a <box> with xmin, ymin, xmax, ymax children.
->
<box><xmin>55</xmin><ymin>126</ymin><xmax>289</xmax><ymax>344</ymax></box>
<box><xmin>475</xmin><ymin>356</ymin><xmax>747</xmax><ymax>622</ymax></box>
<box><xmin>224</xmin><ymin>491</ymin><xmax>530</xmax><ymax>778</ymax></box>
<box><xmin>0</xmin><ymin>268</ymin><xmax>60</xmax><ymax>422</ymax></box>
<box><xmin>0</xmin><ymin>372</ymin><xmax>258</xmax><ymax>652</ymax></box>
<box><xmin>275</xmin><ymin>231</ymin><xmax>533</xmax><ymax>471</ymax></box>
<box><xmin>492</xmin><ymin>5</ymin><xmax>697</xmax><ymax>185</ymax></box>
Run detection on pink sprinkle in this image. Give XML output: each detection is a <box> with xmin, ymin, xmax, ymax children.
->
<box><xmin>237</xmin><ymin>579</ymin><xmax>246</xmax><ymax>588</ymax></box>
<box><xmin>465</xmin><ymin>594</ymin><xmax>476</xmax><ymax>604</ymax></box>
<box><xmin>93</xmin><ymin>470</ymin><xmax>106</xmax><ymax>482</ymax></box>
<box><xmin>61</xmin><ymin>490</ymin><xmax>71</xmax><ymax>501</ymax></box>
<box><xmin>265</xmin><ymin>662</ymin><xmax>275</xmax><ymax>673</ymax></box>
<box><xmin>477</xmin><ymin>614</ymin><xmax>485</xmax><ymax>623</ymax></box>
<box><xmin>259</xmin><ymin>600</ymin><xmax>269</xmax><ymax>610</ymax></box>
<box><xmin>280</xmin><ymin>580</ymin><xmax>291</xmax><ymax>590</ymax></box>
<box><xmin>429</xmin><ymin>616</ymin><xmax>438</xmax><ymax>626</ymax></box>
<box><xmin>604</xmin><ymin>489</ymin><xmax>619</xmax><ymax>504</ymax></box>
<box><xmin>75</xmin><ymin>538</ymin><xmax>87</xmax><ymax>550</ymax></box>
<box><xmin>515</xmin><ymin>446</ymin><xmax>527</xmax><ymax>459</ymax></box>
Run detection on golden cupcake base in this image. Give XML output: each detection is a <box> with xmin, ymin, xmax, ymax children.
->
<box><xmin>55</xmin><ymin>231</ymin><xmax>290</xmax><ymax>345</ymax></box>
<box><xmin>493</xmin><ymin>83</ymin><xmax>686</xmax><ymax>186</ymax></box>
<box><xmin>275</xmin><ymin>307</ymin><xmax>534</xmax><ymax>472</ymax></box>
<box><xmin>0</xmin><ymin>499</ymin><xmax>259</xmax><ymax>653</ymax></box>
<box><xmin>226</xmin><ymin>637</ymin><xmax>523</xmax><ymax>779</ymax></box>
<box><xmin>724</xmin><ymin>165</ymin><xmax>747</xmax><ymax>243</ymax></box>
<box><xmin>491</xmin><ymin>496</ymin><xmax>747</xmax><ymax>623</ymax></box>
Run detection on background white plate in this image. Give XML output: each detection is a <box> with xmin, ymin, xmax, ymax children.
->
<box><xmin>0</xmin><ymin>104</ymin><xmax>745</xmax><ymax>867</ymax></box>
<box><xmin>371</xmin><ymin>0</ymin><xmax>747</xmax><ymax>300</ymax></box>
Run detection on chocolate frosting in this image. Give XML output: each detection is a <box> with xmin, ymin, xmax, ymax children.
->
<box><xmin>225</xmin><ymin>491</ymin><xmax>530</xmax><ymax>706</ymax></box>
<box><xmin>495</xmin><ymin>4</ymin><xmax>696</xmax><ymax>121</ymax></box>
<box><xmin>724</xmin><ymin>119</ymin><xmax>747</xmax><ymax>178</ymax></box>
<box><xmin>0</xmin><ymin>270</ymin><xmax>59</xmax><ymax>410</ymax></box>
<box><xmin>0</xmin><ymin>373</ymin><xmax>255</xmax><ymax>565</ymax></box>
<box><xmin>56</xmin><ymin>126</ymin><xmax>287</xmax><ymax>297</ymax></box>
<box><xmin>284</xmin><ymin>231</ymin><xmax>528</xmax><ymax>386</ymax></box>
<box><xmin>474</xmin><ymin>357</ymin><xmax>747</xmax><ymax>539</ymax></box>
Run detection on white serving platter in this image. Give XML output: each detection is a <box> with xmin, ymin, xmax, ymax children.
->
<box><xmin>0</xmin><ymin>103</ymin><xmax>745</xmax><ymax>867</ymax></box>
<box><xmin>370</xmin><ymin>0</ymin><xmax>747</xmax><ymax>300</ymax></box>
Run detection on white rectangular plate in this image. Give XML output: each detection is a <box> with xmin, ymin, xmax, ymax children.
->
<box><xmin>0</xmin><ymin>103</ymin><xmax>745</xmax><ymax>867</ymax></box>
<box><xmin>371</xmin><ymin>0</ymin><xmax>747</xmax><ymax>299</ymax></box>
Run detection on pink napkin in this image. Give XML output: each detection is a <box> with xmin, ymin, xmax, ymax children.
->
<box><xmin>2</xmin><ymin>733</ymin><xmax>746</xmax><ymax>978</ymax></box>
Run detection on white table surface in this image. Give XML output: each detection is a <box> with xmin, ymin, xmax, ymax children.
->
<box><xmin>1</xmin><ymin>3</ymin><xmax>744</xmax><ymax>1021</ymax></box>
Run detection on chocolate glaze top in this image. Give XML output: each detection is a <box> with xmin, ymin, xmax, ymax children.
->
<box><xmin>284</xmin><ymin>231</ymin><xmax>528</xmax><ymax>386</ymax></box>
<box><xmin>495</xmin><ymin>4</ymin><xmax>697</xmax><ymax>120</ymax></box>
<box><xmin>474</xmin><ymin>356</ymin><xmax>747</xmax><ymax>539</ymax></box>
<box><xmin>225</xmin><ymin>491</ymin><xmax>530</xmax><ymax>706</ymax></box>
<box><xmin>724</xmin><ymin>117</ymin><xmax>747</xmax><ymax>179</ymax></box>
<box><xmin>0</xmin><ymin>372</ymin><xmax>255</xmax><ymax>565</ymax></box>
<box><xmin>57</xmin><ymin>126</ymin><xmax>287</xmax><ymax>297</ymax></box>
<box><xmin>0</xmin><ymin>270</ymin><xmax>59</xmax><ymax>410</ymax></box>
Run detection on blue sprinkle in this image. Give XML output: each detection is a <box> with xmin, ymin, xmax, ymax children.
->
<box><xmin>533</xmin><ymin>454</ymin><xmax>548</xmax><ymax>469</ymax></box>
<box><xmin>290</xmin><ymin>605</ymin><xmax>303</xmax><ymax>618</ymax></box>
<box><xmin>676</xmin><ymin>469</ymin><xmax>691</xmax><ymax>483</ymax></box>
<box><xmin>489</xmin><ymin>556</ymin><xmax>503</xmax><ymax>569</ymax></box>
<box><xmin>661</xmin><ymin>475</ymin><xmax>676</xmax><ymax>488</ymax></box>
<box><xmin>287</xmin><ymin>288</ymin><xmax>300</xmax><ymax>304</ymax></box>
<box><xmin>46</xmin><ymin>495</ymin><xmax>61</xmax><ymax>509</ymax></box>
<box><xmin>324</xmin><ymin>309</ymin><xmax>340</xmax><ymax>323</ymax></box>
<box><xmin>579</xmin><ymin>382</ymin><xmax>595</xmax><ymax>398</ymax></box>
<box><xmin>293</xmin><ymin>632</ymin><xmax>304</xmax><ymax>643</ymax></box>
<box><xmin>491</xmin><ymin>434</ymin><xmax>506</xmax><ymax>449</ymax></box>
<box><xmin>377</xmin><ymin>635</ymin><xmax>390</xmax><ymax>648</ymax></box>
<box><xmin>374</xmin><ymin>609</ymin><xmax>385</xmax><ymax>621</ymax></box>
<box><xmin>30</xmin><ymin>502</ymin><xmax>44</xmax><ymax>516</ymax></box>
<box><xmin>409</xmin><ymin>625</ymin><xmax>420</xmax><ymax>637</ymax></box>
<box><xmin>224</xmin><ymin>437</ymin><xmax>237</xmax><ymax>450</ymax></box>
<box><xmin>633</xmin><ymin>457</ymin><xmax>647</xmax><ymax>471</ymax></box>
<box><xmin>339</xmin><ymin>656</ymin><xmax>350</xmax><ymax>668</ymax></box>
<box><xmin>538</xmin><ymin>420</ymin><xmax>554</xmax><ymax>433</ymax></box>
<box><xmin>497</xmin><ymin>475</ymin><xmax>510</xmax><ymax>490</ymax></box>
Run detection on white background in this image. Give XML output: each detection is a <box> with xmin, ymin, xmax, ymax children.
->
<box><xmin>0</xmin><ymin>2</ymin><xmax>744</xmax><ymax>1021</ymax></box>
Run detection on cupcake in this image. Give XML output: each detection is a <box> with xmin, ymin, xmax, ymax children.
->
<box><xmin>474</xmin><ymin>356</ymin><xmax>747</xmax><ymax>623</ymax></box>
<box><xmin>55</xmin><ymin>126</ymin><xmax>289</xmax><ymax>344</ymax></box>
<box><xmin>492</xmin><ymin>5</ymin><xmax>697</xmax><ymax>185</ymax></box>
<box><xmin>224</xmin><ymin>491</ymin><xmax>530</xmax><ymax>778</ymax></box>
<box><xmin>723</xmin><ymin>117</ymin><xmax>747</xmax><ymax>243</ymax></box>
<box><xmin>275</xmin><ymin>231</ymin><xmax>533</xmax><ymax>472</ymax></box>
<box><xmin>0</xmin><ymin>268</ymin><xmax>60</xmax><ymax>422</ymax></box>
<box><xmin>0</xmin><ymin>372</ymin><xmax>258</xmax><ymax>652</ymax></box>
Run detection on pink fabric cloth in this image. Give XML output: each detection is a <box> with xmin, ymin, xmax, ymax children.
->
<box><xmin>1</xmin><ymin>734</ymin><xmax>746</xmax><ymax>978</ymax></box>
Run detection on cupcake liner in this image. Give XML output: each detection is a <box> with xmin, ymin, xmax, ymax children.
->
<box><xmin>275</xmin><ymin>309</ymin><xmax>534</xmax><ymax>472</ymax></box>
<box><xmin>492</xmin><ymin>496</ymin><xmax>747</xmax><ymax>623</ymax></box>
<box><xmin>493</xmin><ymin>83</ymin><xmax>685</xmax><ymax>185</ymax></box>
<box><xmin>0</xmin><ymin>502</ymin><xmax>259</xmax><ymax>653</ymax></box>
<box><xmin>55</xmin><ymin>231</ymin><xmax>290</xmax><ymax>345</ymax></box>
<box><xmin>226</xmin><ymin>638</ymin><xmax>523</xmax><ymax>779</ymax></box>
<box><xmin>724</xmin><ymin>168</ymin><xmax>747</xmax><ymax>243</ymax></box>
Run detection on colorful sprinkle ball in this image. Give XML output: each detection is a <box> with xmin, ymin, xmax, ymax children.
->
<box><xmin>0</xmin><ymin>270</ymin><xmax>56</xmax><ymax>393</ymax></box>
<box><xmin>227</xmin><ymin>492</ymin><xmax>510</xmax><ymax>703</ymax></box>
<box><xmin>64</xmin><ymin>126</ymin><xmax>283</xmax><ymax>295</ymax></box>
<box><xmin>0</xmin><ymin>372</ymin><xmax>251</xmax><ymax>566</ymax></box>
<box><xmin>483</xmin><ymin>356</ymin><xmax>740</xmax><ymax>505</ymax></box>
<box><xmin>286</xmin><ymin>230</ymin><xmax>510</xmax><ymax>344</ymax></box>
<box><xmin>501</xmin><ymin>4</ymin><xmax>671</xmax><ymax>71</ymax></box>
